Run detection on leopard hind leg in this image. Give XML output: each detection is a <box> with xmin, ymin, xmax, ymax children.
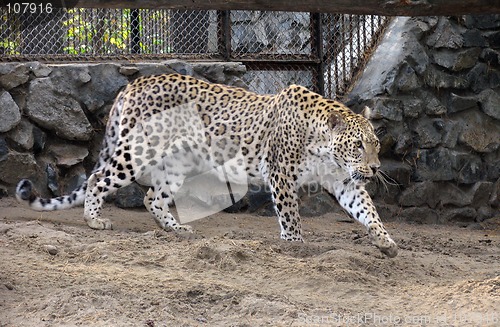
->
<box><xmin>83</xmin><ymin>159</ymin><xmax>140</xmax><ymax>230</ymax></box>
<box><xmin>143</xmin><ymin>177</ymin><xmax>192</xmax><ymax>233</ymax></box>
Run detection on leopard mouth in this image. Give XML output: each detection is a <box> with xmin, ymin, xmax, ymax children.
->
<box><xmin>350</xmin><ymin>171</ymin><xmax>371</xmax><ymax>183</ymax></box>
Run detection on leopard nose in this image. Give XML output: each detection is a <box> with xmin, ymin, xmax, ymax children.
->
<box><xmin>370</xmin><ymin>165</ymin><xmax>379</xmax><ymax>174</ymax></box>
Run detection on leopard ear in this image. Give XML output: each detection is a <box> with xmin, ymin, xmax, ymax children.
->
<box><xmin>361</xmin><ymin>106</ymin><xmax>372</xmax><ymax>119</ymax></box>
<box><xmin>328</xmin><ymin>112</ymin><xmax>345</xmax><ymax>130</ymax></box>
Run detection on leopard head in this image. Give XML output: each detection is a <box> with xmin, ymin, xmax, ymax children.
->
<box><xmin>328</xmin><ymin>106</ymin><xmax>381</xmax><ymax>183</ymax></box>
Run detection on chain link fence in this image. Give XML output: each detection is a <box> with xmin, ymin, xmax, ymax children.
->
<box><xmin>0</xmin><ymin>6</ymin><xmax>388</xmax><ymax>98</ymax></box>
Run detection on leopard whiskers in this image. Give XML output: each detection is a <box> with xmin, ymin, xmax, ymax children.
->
<box><xmin>374</xmin><ymin>169</ymin><xmax>399</xmax><ymax>193</ymax></box>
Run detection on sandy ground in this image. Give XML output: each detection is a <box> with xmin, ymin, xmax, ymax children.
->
<box><xmin>0</xmin><ymin>196</ymin><xmax>498</xmax><ymax>327</ymax></box>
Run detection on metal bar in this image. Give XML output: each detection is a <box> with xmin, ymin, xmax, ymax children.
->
<box><xmin>311</xmin><ymin>13</ymin><xmax>324</xmax><ymax>96</ymax></box>
<box><xmin>217</xmin><ymin>10</ymin><xmax>231</xmax><ymax>60</ymax></box>
<box><xmin>130</xmin><ymin>9</ymin><xmax>140</xmax><ymax>54</ymax></box>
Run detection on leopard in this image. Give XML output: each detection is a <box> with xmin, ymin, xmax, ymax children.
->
<box><xmin>16</xmin><ymin>73</ymin><xmax>398</xmax><ymax>258</ymax></box>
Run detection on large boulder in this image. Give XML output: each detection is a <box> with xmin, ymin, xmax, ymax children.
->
<box><xmin>0</xmin><ymin>91</ymin><xmax>21</xmax><ymax>133</ymax></box>
<box><xmin>0</xmin><ymin>64</ymin><xmax>30</xmax><ymax>90</ymax></box>
<box><xmin>7</xmin><ymin>119</ymin><xmax>35</xmax><ymax>150</ymax></box>
<box><xmin>25</xmin><ymin>78</ymin><xmax>93</xmax><ymax>141</ymax></box>
<box><xmin>0</xmin><ymin>151</ymin><xmax>38</xmax><ymax>185</ymax></box>
<box><xmin>457</xmin><ymin>110</ymin><xmax>500</xmax><ymax>153</ymax></box>
<box><xmin>479</xmin><ymin>89</ymin><xmax>500</xmax><ymax>120</ymax></box>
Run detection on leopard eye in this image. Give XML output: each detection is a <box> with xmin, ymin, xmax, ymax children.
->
<box><xmin>355</xmin><ymin>140</ymin><xmax>363</xmax><ymax>149</ymax></box>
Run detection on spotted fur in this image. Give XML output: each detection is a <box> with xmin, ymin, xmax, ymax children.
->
<box><xmin>16</xmin><ymin>73</ymin><xmax>397</xmax><ymax>257</ymax></box>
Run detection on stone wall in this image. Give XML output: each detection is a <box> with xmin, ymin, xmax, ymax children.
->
<box><xmin>0</xmin><ymin>60</ymin><xmax>247</xmax><ymax>198</ymax></box>
<box><xmin>348</xmin><ymin>15</ymin><xmax>500</xmax><ymax>226</ymax></box>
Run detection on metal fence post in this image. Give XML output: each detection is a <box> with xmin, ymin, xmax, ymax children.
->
<box><xmin>311</xmin><ymin>13</ymin><xmax>325</xmax><ymax>96</ymax></box>
<box><xmin>130</xmin><ymin>9</ymin><xmax>140</xmax><ymax>54</ymax></box>
<box><xmin>218</xmin><ymin>10</ymin><xmax>231</xmax><ymax>61</ymax></box>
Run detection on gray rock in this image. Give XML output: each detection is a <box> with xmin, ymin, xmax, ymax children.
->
<box><xmin>399</xmin><ymin>181</ymin><xmax>437</xmax><ymax>208</ymax></box>
<box><xmin>423</xmin><ymin>92</ymin><xmax>447</xmax><ymax>116</ymax></box>
<box><xmin>462</xmin><ymin>29</ymin><xmax>487</xmax><ymax>47</ymax></box>
<box><xmin>480</xmin><ymin>49</ymin><xmax>500</xmax><ymax>67</ymax></box>
<box><xmin>484</xmin><ymin>151</ymin><xmax>500</xmax><ymax>181</ymax></box>
<box><xmin>374</xmin><ymin>203</ymin><xmax>400</xmax><ymax>222</ymax></box>
<box><xmin>193</xmin><ymin>63</ymin><xmax>228</xmax><ymax>84</ymax></box>
<box><xmin>43</xmin><ymin>244</ymin><xmax>59</xmax><ymax>255</ymax></box>
<box><xmin>400</xmin><ymin>207</ymin><xmax>439</xmax><ymax>224</ymax></box>
<box><xmin>393</xmin><ymin>132</ymin><xmax>413</xmax><ymax>156</ymax></box>
<box><xmin>44</xmin><ymin>64</ymin><xmax>127</xmax><ymax>114</ymax></box>
<box><xmin>486</xmin><ymin>31</ymin><xmax>500</xmax><ymax>48</ymax></box>
<box><xmin>477</xmin><ymin>206</ymin><xmax>494</xmax><ymax>222</ymax></box>
<box><xmin>471</xmin><ymin>182</ymin><xmax>494</xmax><ymax>208</ymax></box>
<box><xmin>426</xmin><ymin>18</ymin><xmax>464</xmax><ymax>49</ymax></box>
<box><xmin>404</xmin><ymin>36</ymin><xmax>430</xmax><ymax>75</ymax></box>
<box><xmin>467</xmin><ymin>63</ymin><xmax>500</xmax><ymax>93</ymax></box>
<box><xmin>223</xmin><ymin>195</ymin><xmax>248</xmax><ymax>213</ymax></box>
<box><xmin>47</xmin><ymin>142</ymin><xmax>89</xmax><ymax>167</ymax></box>
<box><xmin>399</xmin><ymin>181</ymin><xmax>475</xmax><ymax>209</ymax></box>
<box><xmin>441</xmin><ymin>120</ymin><xmax>462</xmax><ymax>148</ymax></box>
<box><xmin>440</xmin><ymin>207</ymin><xmax>477</xmax><ymax>225</ymax></box>
<box><xmin>119</xmin><ymin>66</ymin><xmax>139</xmax><ymax>76</ymax></box>
<box><xmin>0</xmin><ymin>138</ymin><xmax>8</xmax><ymax>162</ymax></box>
<box><xmin>402</xmin><ymin>97</ymin><xmax>423</xmax><ymax>118</ymax></box>
<box><xmin>413</xmin><ymin>118</ymin><xmax>443</xmax><ymax>148</ymax></box>
<box><xmin>464</xmin><ymin>15</ymin><xmax>500</xmax><ymax>29</ymax></box>
<box><xmin>0</xmin><ymin>91</ymin><xmax>21</xmax><ymax>133</ymax></box>
<box><xmin>46</xmin><ymin>163</ymin><xmax>59</xmax><ymax>196</ymax></box>
<box><xmin>375</xmin><ymin>125</ymin><xmax>396</xmax><ymax>156</ymax></box>
<box><xmin>246</xmin><ymin>183</ymin><xmax>275</xmax><ymax>216</ymax></box>
<box><xmin>133</xmin><ymin>63</ymin><xmax>177</xmax><ymax>78</ymax></box>
<box><xmin>408</xmin><ymin>17</ymin><xmax>433</xmax><ymax>40</ymax></box>
<box><xmin>370</xmin><ymin>97</ymin><xmax>403</xmax><ymax>121</ymax></box>
<box><xmin>454</xmin><ymin>152</ymin><xmax>485</xmax><ymax>184</ymax></box>
<box><xmin>0</xmin><ymin>64</ymin><xmax>30</xmax><ymax>90</ymax></box>
<box><xmin>7</xmin><ymin>119</ymin><xmax>34</xmax><ymax>150</ymax></box>
<box><xmin>45</xmin><ymin>65</ymin><xmax>91</xmax><ymax>97</ymax></box>
<box><xmin>433</xmin><ymin>48</ymin><xmax>481</xmax><ymax>71</ymax></box>
<box><xmin>299</xmin><ymin>192</ymin><xmax>338</xmax><ymax>217</ymax></box>
<box><xmin>424</xmin><ymin>66</ymin><xmax>469</xmax><ymax>89</ymax></box>
<box><xmin>457</xmin><ymin>110</ymin><xmax>500</xmax><ymax>153</ymax></box>
<box><xmin>65</xmin><ymin>172</ymin><xmax>86</xmax><ymax>193</ymax></box>
<box><xmin>448</xmin><ymin>92</ymin><xmax>479</xmax><ymax>114</ymax></box>
<box><xmin>478</xmin><ymin>89</ymin><xmax>500</xmax><ymax>120</ymax></box>
<box><xmin>83</xmin><ymin>64</ymin><xmax>129</xmax><ymax>112</ymax></box>
<box><xmin>395</xmin><ymin>62</ymin><xmax>421</xmax><ymax>92</ymax></box>
<box><xmin>28</xmin><ymin>62</ymin><xmax>52</xmax><ymax>78</ymax></box>
<box><xmin>490</xmin><ymin>178</ymin><xmax>500</xmax><ymax>208</ymax></box>
<box><xmin>32</xmin><ymin>126</ymin><xmax>47</xmax><ymax>154</ymax></box>
<box><xmin>0</xmin><ymin>151</ymin><xmax>38</xmax><ymax>185</ymax></box>
<box><xmin>163</xmin><ymin>59</ymin><xmax>195</xmax><ymax>76</ymax></box>
<box><xmin>0</xmin><ymin>185</ymin><xmax>7</xmax><ymax>198</ymax></box>
<box><xmin>114</xmin><ymin>183</ymin><xmax>146</xmax><ymax>208</ymax></box>
<box><xmin>414</xmin><ymin>148</ymin><xmax>456</xmax><ymax>182</ymax></box>
<box><xmin>368</xmin><ymin>182</ymin><xmax>401</xmax><ymax>206</ymax></box>
<box><xmin>412</xmin><ymin>148</ymin><xmax>484</xmax><ymax>184</ymax></box>
<box><xmin>26</xmin><ymin>78</ymin><xmax>93</xmax><ymax>141</ymax></box>
<box><xmin>380</xmin><ymin>160</ymin><xmax>412</xmax><ymax>188</ymax></box>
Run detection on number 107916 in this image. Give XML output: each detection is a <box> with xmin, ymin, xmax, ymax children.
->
<box><xmin>6</xmin><ymin>2</ymin><xmax>54</xmax><ymax>14</ymax></box>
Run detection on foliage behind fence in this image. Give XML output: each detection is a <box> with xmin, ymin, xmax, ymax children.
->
<box><xmin>0</xmin><ymin>6</ymin><xmax>389</xmax><ymax>98</ymax></box>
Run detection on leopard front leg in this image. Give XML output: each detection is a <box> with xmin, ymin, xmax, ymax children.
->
<box><xmin>268</xmin><ymin>172</ymin><xmax>303</xmax><ymax>242</ymax></box>
<box><xmin>332</xmin><ymin>182</ymin><xmax>398</xmax><ymax>258</ymax></box>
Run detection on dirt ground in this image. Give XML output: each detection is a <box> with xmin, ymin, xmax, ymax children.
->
<box><xmin>0</xmin><ymin>196</ymin><xmax>498</xmax><ymax>327</ymax></box>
